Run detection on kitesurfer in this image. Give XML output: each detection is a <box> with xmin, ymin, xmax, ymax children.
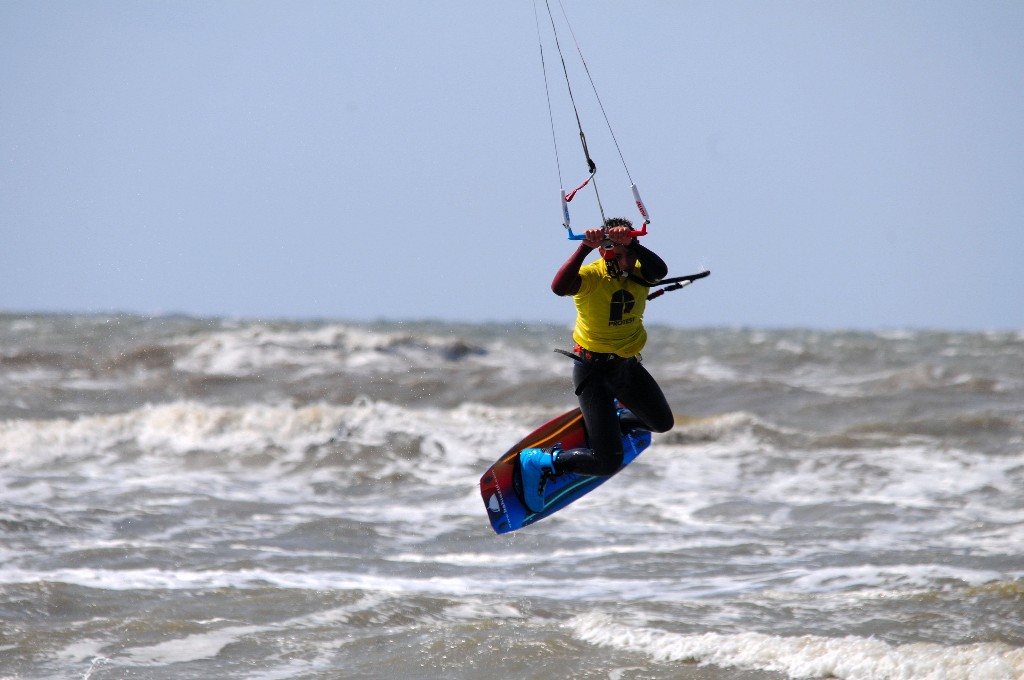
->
<box><xmin>519</xmin><ymin>218</ymin><xmax>675</xmax><ymax>512</ymax></box>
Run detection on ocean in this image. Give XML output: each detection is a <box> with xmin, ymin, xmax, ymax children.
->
<box><xmin>0</xmin><ymin>313</ymin><xmax>1021</xmax><ymax>680</ymax></box>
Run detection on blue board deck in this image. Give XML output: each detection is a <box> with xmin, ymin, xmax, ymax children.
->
<box><xmin>479</xmin><ymin>407</ymin><xmax>651</xmax><ymax>534</ymax></box>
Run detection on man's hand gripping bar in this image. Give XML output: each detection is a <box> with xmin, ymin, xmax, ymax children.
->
<box><xmin>564</xmin><ymin>182</ymin><xmax>650</xmax><ymax>243</ymax></box>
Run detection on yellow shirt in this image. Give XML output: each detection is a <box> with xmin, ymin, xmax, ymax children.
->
<box><xmin>572</xmin><ymin>258</ymin><xmax>649</xmax><ymax>357</ymax></box>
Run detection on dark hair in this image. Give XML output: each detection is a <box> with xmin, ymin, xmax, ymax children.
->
<box><xmin>603</xmin><ymin>217</ymin><xmax>633</xmax><ymax>230</ymax></box>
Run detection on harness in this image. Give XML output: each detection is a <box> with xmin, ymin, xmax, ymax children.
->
<box><xmin>554</xmin><ymin>344</ymin><xmax>631</xmax><ymax>396</ymax></box>
<box><xmin>554</xmin><ymin>344</ymin><xmax>627</xmax><ymax>365</ymax></box>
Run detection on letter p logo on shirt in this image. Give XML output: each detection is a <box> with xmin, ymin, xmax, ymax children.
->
<box><xmin>609</xmin><ymin>290</ymin><xmax>635</xmax><ymax>323</ymax></box>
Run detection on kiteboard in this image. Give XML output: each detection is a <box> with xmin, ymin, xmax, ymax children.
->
<box><xmin>479</xmin><ymin>407</ymin><xmax>651</xmax><ymax>534</ymax></box>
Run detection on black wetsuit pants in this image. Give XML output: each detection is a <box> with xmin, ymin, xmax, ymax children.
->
<box><xmin>554</xmin><ymin>356</ymin><xmax>674</xmax><ymax>477</ymax></box>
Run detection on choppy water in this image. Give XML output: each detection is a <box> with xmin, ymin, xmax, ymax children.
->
<box><xmin>1</xmin><ymin>313</ymin><xmax>1022</xmax><ymax>679</ymax></box>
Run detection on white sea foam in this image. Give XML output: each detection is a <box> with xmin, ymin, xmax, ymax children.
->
<box><xmin>172</xmin><ymin>323</ymin><xmax>372</xmax><ymax>376</ymax></box>
<box><xmin>779</xmin><ymin>563</ymin><xmax>1010</xmax><ymax>594</ymax></box>
<box><xmin>569</xmin><ymin>613</ymin><xmax>1024</xmax><ymax>679</ymax></box>
<box><xmin>389</xmin><ymin>537</ymin><xmax>720</xmax><ymax>569</ymax></box>
<box><xmin>0</xmin><ymin>565</ymin><xmax>593</xmax><ymax>603</ymax></box>
<box><xmin>90</xmin><ymin>596</ymin><xmax>385</xmax><ymax>671</ymax></box>
<box><xmin>443</xmin><ymin>599</ymin><xmax>525</xmax><ymax>621</ymax></box>
<box><xmin>0</xmin><ymin>566</ymin><xmax>425</xmax><ymax>594</ymax></box>
<box><xmin>661</xmin><ymin>355</ymin><xmax>740</xmax><ymax>382</ymax></box>
<box><xmin>0</xmin><ymin>399</ymin><xmax>530</xmax><ymax>476</ymax></box>
<box><xmin>11</xmin><ymin>560</ymin><xmax>1017</xmax><ymax>614</ymax></box>
<box><xmin>119</xmin><ymin>624</ymin><xmax>267</xmax><ymax>665</ymax></box>
<box><xmin>660</xmin><ymin>410</ymin><xmax>765</xmax><ymax>444</ymax></box>
<box><xmin>649</xmin><ymin>429</ymin><xmax>1024</xmax><ymax>528</ymax></box>
<box><xmin>169</xmin><ymin>322</ymin><xmax>552</xmax><ymax>379</ymax></box>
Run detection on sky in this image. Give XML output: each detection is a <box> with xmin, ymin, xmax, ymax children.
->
<box><xmin>2</xmin><ymin>1</ymin><xmax>1022</xmax><ymax>330</ymax></box>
